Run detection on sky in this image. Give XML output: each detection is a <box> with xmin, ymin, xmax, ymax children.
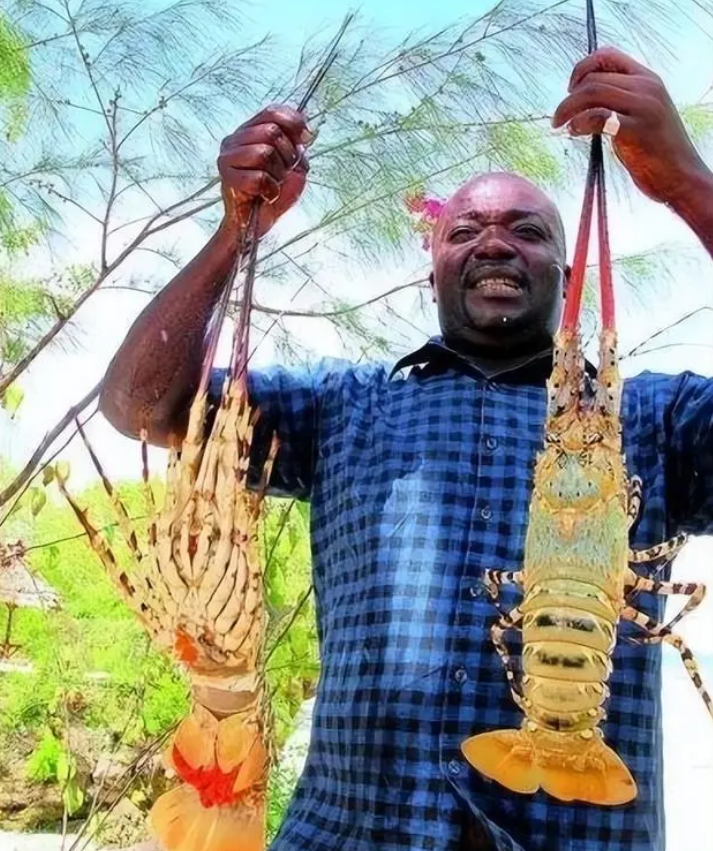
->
<box><xmin>3</xmin><ymin>1</ymin><xmax>713</xmax><ymax>841</ymax></box>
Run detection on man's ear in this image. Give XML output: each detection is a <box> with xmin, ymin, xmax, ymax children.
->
<box><xmin>562</xmin><ymin>263</ymin><xmax>572</xmax><ymax>297</ymax></box>
<box><xmin>429</xmin><ymin>270</ymin><xmax>436</xmax><ymax>303</ymax></box>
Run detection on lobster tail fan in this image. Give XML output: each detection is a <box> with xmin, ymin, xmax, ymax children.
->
<box><xmin>150</xmin><ymin>786</ymin><xmax>264</xmax><ymax>851</ymax></box>
<box><xmin>461</xmin><ymin>729</ymin><xmax>637</xmax><ymax>806</ymax></box>
<box><xmin>462</xmin><ymin>729</ymin><xmax>539</xmax><ymax>794</ymax></box>
<box><xmin>150</xmin><ymin>705</ymin><xmax>267</xmax><ymax>851</ymax></box>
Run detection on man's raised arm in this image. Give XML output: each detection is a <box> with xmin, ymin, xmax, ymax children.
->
<box><xmin>99</xmin><ymin>105</ymin><xmax>313</xmax><ymax>447</ymax></box>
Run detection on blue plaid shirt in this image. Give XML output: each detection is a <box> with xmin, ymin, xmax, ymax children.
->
<box><xmin>217</xmin><ymin>337</ymin><xmax>713</xmax><ymax>851</ymax></box>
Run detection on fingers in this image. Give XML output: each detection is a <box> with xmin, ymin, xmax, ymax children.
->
<box><xmin>564</xmin><ymin>107</ymin><xmax>634</xmax><ymax>138</ymax></box>
<box><xmin>553</xmin><ymin>82</ymin><xmax>638</xmax><ymax>128</ymax></box>
<box><xmin>218</xmin><ymin>105</ymin><xmax>313</xmax><ymax>206</ymax></box>
<box><xmin>568</xmin><ymin>45</ymin><xmax>654</xmax><ymax>92</ymax></box>
<box><xmin>241</xmin><ymin>104</ymin><xmax>314</xmax><ymax>147</ymax></box>
<box><xmin>224</xmin><ymin>124</ymin><xmax>301</xmax><ymax>170</ymax></box>
<box><xmin>223</xmin><ymin>169</ymin><xmax>281</xmax><ymax>205</ymax></box>
<box><xmin>218</xmin><ymin>104</ymin><xmax>313</xmax><ymax>229</ymax></box>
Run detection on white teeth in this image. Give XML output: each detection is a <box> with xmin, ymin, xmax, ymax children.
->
<box><xmin>475</xmin><ymin>277</ymin><xmax>521</xmax><ymax>293</ymax></box>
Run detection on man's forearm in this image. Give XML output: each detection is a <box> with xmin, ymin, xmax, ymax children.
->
<box><xmin>100</xmin><ymin>223</ymin><xmax>240</xmax><ymax>446</ymax></box>
<box><xmin>667</xmin><ymin>164</ymin><xmax>713</xmax><ymax>259</ymax></box>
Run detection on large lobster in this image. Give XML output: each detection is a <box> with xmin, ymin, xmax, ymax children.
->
<box><xmin>461</xmin><ymin>0</ymin><xmax>713</xmax><ymax>806</ymax></box>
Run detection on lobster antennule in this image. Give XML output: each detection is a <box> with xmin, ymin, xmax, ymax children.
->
<box><xmin>461</xmin><ymin>728</ymin><xmax>637</xmax><ymax>806</ymax></box>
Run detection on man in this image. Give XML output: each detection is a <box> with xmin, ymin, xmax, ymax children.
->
<box><xmin>101</xmin><ymin>47</ymin><xmax>713</xmax><ymax>851</ymax></box>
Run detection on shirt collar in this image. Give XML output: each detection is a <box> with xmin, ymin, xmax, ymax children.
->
<box><xmin>389</xmin><ymin>336</ymin><xmax>598</xmax><ymax>387</ymax></box>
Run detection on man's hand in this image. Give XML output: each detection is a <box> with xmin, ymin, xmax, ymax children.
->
<box><xmin>218</xmin><ymin>104</ymin><xmax>313</xmax><ymax>241</ymax></box>
<box><xmin>552</xmin><ymin>46</ymin><xmax>710</xmax><ymax>208</ymax></box>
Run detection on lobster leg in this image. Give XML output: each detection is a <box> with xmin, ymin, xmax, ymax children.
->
<box><xmin>621</xmin><ymin>605</ymin><xmax>713</xmax><ymax>719</ymax></box>
<box><xmin>491</xmin><ymin>606</ymin><xmax>526</xmax><ymax>707</ymax></box>
<box><xmin>482</xmin><ymin>569</ymin><xmax>523</xmax><ymax>598</ymax></box>
<box><xmin>627</xmin><ymin>476</ymin><xmax>642</xmax><ymax>528</ymax></box>
<box><xmin>629</xmin><ymin>533</ymin><xmax>688</xmax><ymax>564</ymax></box>
<box><xmin>625</xmin><ymin>570</ymin><xmax>706</xmax><ymax>634</ymax></box>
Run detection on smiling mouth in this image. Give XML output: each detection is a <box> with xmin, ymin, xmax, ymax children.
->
<box><xmin>470</xmin><ymin>276</ymin><xmax>523</xmax><ymax>296</ymax></box>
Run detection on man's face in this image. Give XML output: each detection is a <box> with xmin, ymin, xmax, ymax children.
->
<box><xmin>430</xmin><ymin>173</ymin><xmax>568</xmax><ymax>350</ymax></box>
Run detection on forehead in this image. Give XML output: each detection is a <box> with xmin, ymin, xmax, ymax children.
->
<box><xmin>443</xmin><ymin>174</ymin><xmax>556</xmax><ymax>224</ymax></box>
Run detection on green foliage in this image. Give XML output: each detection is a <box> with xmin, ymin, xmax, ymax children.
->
<box><xmin>263</xmin><ymin>500</ymin><xmax>319</xmax><ymax>748</ymax></box>
<box><xmin>680</xmin><ymin>103</ymin><xmax>713</xmax><ymax>146</ymax></box>
<box><xmin>25</xmin><ymin>727</ymin><xmax>85</xmax><ymax>816</ymax></box>
<box><xmin>0</xmin><ymin>13</ymin><xmax>30</xmax><ymax>140</ymax></box>
<box><xmin>26</xmin><ymin>727</ymin><xmax>63</xmax><ymax>781</ymax></box>
<box><xmin>57</xmin><ymin>748</ymin><xmax>85</xmax><ymax>816</ymax></box>
<box><xmin>0</xmin><ymin>263</ymin><xmax>94</xmax><ymax>382</ymax></box>
<box><xmin>266</xmin><ymin>761</ymin><xmax>302</xmax><ymax>843</ymax></box>
<box><xmin>0</xmin><ymin>476</ymin><xmax>190</xmax><ymax>743</ymax></box>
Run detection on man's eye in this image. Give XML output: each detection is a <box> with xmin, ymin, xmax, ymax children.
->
<box><xmin>514</xmin><ymin>224</ymin><xmax>545</xmax><ymax>239</ymax></box>
<box><xmin>449</xmin><ymin>227</ymin><xmax>475</xmax><ymax>243</ymax></box>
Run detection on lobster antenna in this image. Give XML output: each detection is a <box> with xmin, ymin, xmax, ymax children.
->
<box><xmin>195</xmin><ymin>12</ymin><xmax>356</xmax><ymax>398</ymax></box>
<box><xmin>561</xmin><ymin>0</ymin><xmax>615</xmax><ymax>334</ymax></box>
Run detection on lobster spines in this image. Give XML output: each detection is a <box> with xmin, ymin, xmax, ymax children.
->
<box><xmin>594</xmin><ymin>327</ymin><xmax>621</xmax><ymax>428</ymax></box>
<box><xmin>546</xmin><ymin>328</ymin><xmax>586</xmax><ymax>423</ymax></box>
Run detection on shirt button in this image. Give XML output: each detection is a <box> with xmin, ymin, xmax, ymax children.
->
<box><xmin>454</xmin><ymin>666</ymin><xmax>468</xmax><ymax>684</ymax></box>
<box><xmin>480</xmin><ymin>505</ymin><xmax>492</xmax><ymax>520</ymax></box>
<box><xmin>447</xmin><ymin>759</ymin><xmax>461</xmax><ymax>776</ymax></box>
<box><xmin>469</xmin><ymin>584</ymin><xmax>485</xmax><ymax>599</ymax></box>
<box><xmin>485</xmin><ymin>436</ymin><xmax>498</xmax><ymax>450</ymax></box>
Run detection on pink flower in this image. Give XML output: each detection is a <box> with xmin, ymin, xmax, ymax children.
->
<box><xmin>423</xmin><ymin>199</ymin><xmax>445</xmax><ymax>220</ymax></box>
<box><xmin>404</xmin><ymin>190</ymin><xmax>445</xmax><ymax>251</ymax></box>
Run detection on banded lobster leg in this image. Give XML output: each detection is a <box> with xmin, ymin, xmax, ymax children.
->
<box><xmin>625</xmin><ymin>569</ymin><xmax>707</xmax><ymax>636</ymax></box>
<box><xmin>627</xmin><ymin>476</ymin><xmax>642</xmax><ymax>528</ymax></box>
<box><xmin>621</xmin><ymin>586</ymin><xmax>713</xmax><ymax>719</ymax></box>
<box><xmin>629</xmin><ymin>533</ymin><xmax>688</xmax><ymax>565</ymax></box>
<box><xmin>480</xmin><ymin>570</ymin><xmax>526</xmax><ymax>706</ymax></box>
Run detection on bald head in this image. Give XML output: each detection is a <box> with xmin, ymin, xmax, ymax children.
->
<box><xmin>434</xmin><ymin>172</ymin><xmax>566</xmax><ymax>260</ymax></box>
<box><xmin>429</xmin><ymin>171</ymin><xmax>569</xmax><ymax>353</ymax></box>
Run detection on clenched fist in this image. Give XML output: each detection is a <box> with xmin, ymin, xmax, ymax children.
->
<box><xmin>552</xmin><ymin>47</ymin><xmax>707</xmax><ymax>208</ymax></box>
<box><xmin>218</xmin><ymin>104</ymin><xmax>313</xmax><ymax>241</ymax></box>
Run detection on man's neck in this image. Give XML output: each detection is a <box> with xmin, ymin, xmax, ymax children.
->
<box><xmin>443</xmin><ymin>335</ymin><xmax>553</xmax><ymax>379</ymax></box>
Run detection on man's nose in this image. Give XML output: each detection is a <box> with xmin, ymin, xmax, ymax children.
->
<box><xmin>471</xmin><ymin>228</ymin><xmax>517</xmax><ymax>260</ymax></box>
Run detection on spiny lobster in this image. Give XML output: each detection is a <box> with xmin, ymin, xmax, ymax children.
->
<box><xmin>461</xmin><ymin>2</ymin><xmax>712</xmax><ymax>805</ymax></box>
<box><xmin>54</xmin><ymin>19</ymin><xmax>353</xmax><ymax>851</ymax></box>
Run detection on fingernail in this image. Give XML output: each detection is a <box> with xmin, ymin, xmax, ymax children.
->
<box><xmin>301</xmin><ymin>126</ymin><xmax>318</xmax><ymax>146</ymax></box>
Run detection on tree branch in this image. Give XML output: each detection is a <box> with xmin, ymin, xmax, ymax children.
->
<box><xmin>619</xmin><ymin>306</ymin><xmax>713</xmax><ymax>361</ymax></box>
<box><xmin>61</xmin><ymin>0</ymin><xmax>113</xmax><ymax>138</ymax></box>
<box><xmin>0</xmin><ymin>381</ymin><xmax>102</xmax><ymax>513</ymax></box>
<box><xmin>254</xmin><ymin>277</ymin><xmax>428</xmax><ymax>318</ymax></box>
<box><xmin>309</xmin><ymin>0</ymin><xmax>572</xmax><ymax>121</ymax></box>
<box><xmin>0</xmin><ymin>182</ymin><xmax>218</xmax><ymax>396</ymax></box>
<box><xmin>101</xmin><ymin>91</ymin><xmax>122</xmax><ymax>273</ymax></box>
